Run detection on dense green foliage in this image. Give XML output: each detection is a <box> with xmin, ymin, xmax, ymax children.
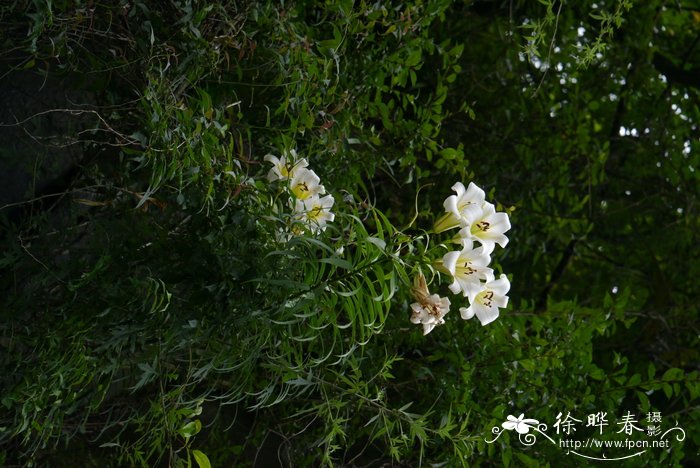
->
<box><xmin>1</xmin><ymin>0</ymin><xmax>699</xmax><ymax>466</ymax></box>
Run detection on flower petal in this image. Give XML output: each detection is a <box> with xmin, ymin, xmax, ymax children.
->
<box><xmin>451</xmin><ymin>181</ymin><xmax>466</xmax><ymax>198</ymax></box>
<box><xmin>516</xmin><ymin>423</ymin><xmax>531</xmax><ymax>434</ymax></box>
<box><xmin>489</xmin><ymin>274</ymin><xmax>511</xmax><ymax>297</ymax></box>
<box><xmin>460</xmin><ymin>306</ymin><xmax>475</xmax><ymax>320</ymax></box>
<box><xmin>455</xmin><ymin>276</ymin><xmax>483</xmax><ymax>299</ymax></box>
<box><xmin>502</xmin><ymin>421</ymin><xmax>517</xmax><ymax>430</ymax></box>
<box><xmin>442</xmin><ymin>250</ymin><xmax>460</xmax><ymax>275</ymax></box>
<box><xmin>473</xmin><ymin>302</ymin><xmax>499</xmax><ymax>326</ymax></box>
<box><xmin>464</xmin><ymin>182</ymin><xmax>486</xmax><ymax>204</ymax></box>
<box><xmin>443</xmin><ymin>194</ymin><xmax>460</xmax><ymax>216</ymax></box>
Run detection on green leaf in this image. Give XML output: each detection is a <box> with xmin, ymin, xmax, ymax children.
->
<box><xmin>515</xmin><ymin>451</ymin><xmax>540</xmax><ymax>467</ymax></box>
<box><xmin>366</xmin><ymin>236</ymin><xmax>386</xmax><ymax>251</ymax></box>
<box><xmin>589</xmin><ymin>366</ymin><xmax>605</xmax><ymax>380</ymax></box>
<box><xmin>636</xmin><ymin>391</ymin><xmax>650</xmax><ymax>412</ymax></box>
<box><xmin>439</xmin><ymin>148</ymin><xmax>461</xmax><ymax>160</ymax></box>
<box><xmin>318</xmin><ymin>257</ymin><xmax>353</xmax><ymax>270</ymax></box>
<box><xmin>179</xmin><ymin>420</ymin><xmax>202</xmax><ymax>439</ymax></box>
<box><xmin>192</xmin><ymin>450</ymin><xmax>211</xmax><ymax>468</ymax></box>
<box><xmin>405</xmin><ymin>49</ymin><xmax>422</xmax><ymax>67</ymax></box>
<box><xmin>662</xmin><ymin>368</ymin><xmax>684</xmax><ymax>382</ymax></box>
<box><xmin>662</xmin><ymin>383</ymin><xmax>673</xmax><ymax>399</ymax></box>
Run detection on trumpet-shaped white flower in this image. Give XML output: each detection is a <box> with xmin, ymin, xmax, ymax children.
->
<box><xmin>459</xmin><ymin>274</ymin><xmax>510</xmax><ymax>326</ymax></box>
<box><xmin>410</xmin><ymin>273</ymin><xmax>450</xmax><ymax>335</ymax></box>
<box><xmin>290</xmin><ymin>168</ymin><xmax>325</xmax><ymax>200</ymax></box>
<box><xmin>264</xmin><ymin>149</ymin><xmax>308</xmax><ymax>182</ymax></box>
<box><xmin>294</xmin><ymin>194</ymin><xmax>335</xmax><ymax>232</ymax></box>
<box><xmin>441</xmin><ymin>239</ymin><xmax>494</xmax><ymax>298</ymax></box>
<box><xmin>502</xmin><ymin>414</ymin><xmax>539</xmax><ymax>434</ymax></box>
<box><xmin>433</xmin><ymin>182</ymin><xmax>486</xmax><ymax>233</ymax></box>
<box><xmin>458</xmin><ymin>201</ymin><xmax>511</xmax><ymax>249</ymax></box>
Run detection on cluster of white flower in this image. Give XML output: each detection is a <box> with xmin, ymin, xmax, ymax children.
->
<box><xmin>265</xmin><ymin>149</ymin><xmax>335</xmax><ymax>234</ymax></box>
<box><xmin>410</xmin><ymin>182</ymin><xmax>512</xmax><ymax>335</ymax></box>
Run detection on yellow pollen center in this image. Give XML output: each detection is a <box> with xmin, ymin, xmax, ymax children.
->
<box><xmin>309</xmin><ymin>206</ymin><xmax>323</xmax><ymax>220</ymax></box>
<box><xmin>294</xmin><ymin>181</ymin><xmax>311</xmax><ymax>199</ymax></box>
<box><xmin>472</xmin><ymin>221</ymin><xmax>490</xmax><ymax>234</ymax></box>
<box><xmin>459</xmin><ymin>261</ymin><xmax>476</xmax><ymax>275</ymax></box>
<box><xmin>477</xmin><ymin>290</ymin><xmax>494</xmax><ymax>307</ymax></box>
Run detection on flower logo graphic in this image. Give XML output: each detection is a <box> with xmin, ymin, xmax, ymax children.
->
<box><xmin>502</xmin><ymin>414</ymin><xmax>540</xmax><ymax>434</ymax></box>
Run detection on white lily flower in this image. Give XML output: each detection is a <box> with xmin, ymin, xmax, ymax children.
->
<box><xmin>433</xmin><ymin>182</ymin><xmax>486</xmax><ymax>233</ymax></box>
<box><xmin>502</xmin><ymin>414</ymin><xmax>539</xmax><ymax>434</ymax></box>
<box><xmin>458</xmin><ymin>201</ymin><xmax>511</xmax><ymax>249</ymax></box>
<box><xmin>264</xmin><ymin>149</ymin><xmax>308</xmax><ymax>182</ymax></box>
<box><xmin>290</xmin><ymin>168</ymin><xmax>325</xmax><ymax>200</ymax></box>
<box><xmin>440</xmin><ymin>239</ymin><xmax>494</xmax><ymax>298</ymax></box>
<box><xmin>294</xmin><ymin>194</ymin><xmax>335</xmax><ymax>233</ymax></box>
<box><xmin>459</xmin><ymin>274</ymin><xmax>510</xmax><ymax>326</ymax></box>
<box><xmin>410</xmin><ymin>273</ymin><xmax>450</xmax><ymax>335</ymax></box>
